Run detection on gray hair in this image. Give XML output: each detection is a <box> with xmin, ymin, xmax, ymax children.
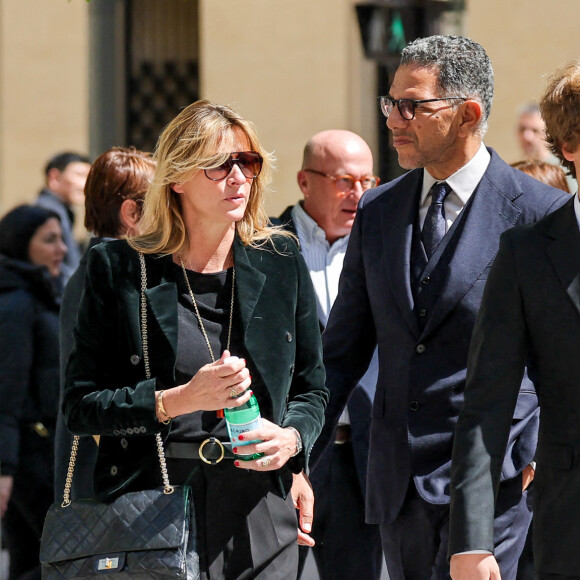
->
<box><xmin>400</xmin><ymin>35</ymin><xmax>494</xmax><ymax>136</ymax></box>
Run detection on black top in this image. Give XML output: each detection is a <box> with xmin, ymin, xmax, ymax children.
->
<box><xmin>170</xmin><ymin>263</ymin><xmax>242</xmax><ymax>442</ymax></box>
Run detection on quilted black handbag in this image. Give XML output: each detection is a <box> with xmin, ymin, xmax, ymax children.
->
<box><xmin>40</xmin><ymin>484</ymin><xmax>198</xmax><ymax>579</ymax></box>
<box><xmin>40</xmin><ymin>252</ymin><xmax>199</xmax><ymax>579</ymax></box>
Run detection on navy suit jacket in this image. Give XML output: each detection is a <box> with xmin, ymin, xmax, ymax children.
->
<box><xmin>312</xmin><ymin>148</ymin><xmax>569</xmax><ymax>525</ymax></box>
<box><xmin>275</xmin><ymin>206</ymin><xmax>376</xmax><ymax>492</ymax></box>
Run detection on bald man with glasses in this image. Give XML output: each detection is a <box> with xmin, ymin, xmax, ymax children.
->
<box><xmin>309</xmin><ymin>36</ymin><xmax>569</xmax><ymax>580</ymax></box>
<box><xmin>275</xmin><ymin>129</ymin><xmax>384</xmax><ymax>580</ymax></box>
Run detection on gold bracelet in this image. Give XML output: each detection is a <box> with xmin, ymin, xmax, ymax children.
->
<box><xmin>156</xmin><ymin>390</ymin><xmax>172</xmax><ymax>424</ymax></box>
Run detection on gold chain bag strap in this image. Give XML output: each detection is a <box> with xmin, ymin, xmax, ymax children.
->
<box><xmin>39</xmin><ymin>251</ymin><xmax>199</xmax><ymax>579</ymax></box>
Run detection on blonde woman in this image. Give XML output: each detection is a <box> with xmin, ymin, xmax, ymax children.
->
<box><xmin>63</xmin><ymin>101</ymin><xmax>327</xmax><ymax>578</ymax></box>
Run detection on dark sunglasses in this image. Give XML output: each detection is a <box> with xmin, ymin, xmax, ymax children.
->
<box><xmin>378</xmin><ymin>96</ymin><xmax>467</xmax><ymax>121</ymax></box>
<box><xmin>204</xmin><ymin>151</ymin><xmax>263</xmax><ymax>181</ymax></box>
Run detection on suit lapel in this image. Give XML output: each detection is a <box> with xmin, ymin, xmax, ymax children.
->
<box><xmin>545</xmin><ymin>199</ymin><xmax>580</xmax><ymax>318</ymax></box>
<box><xmin>232</xmin><ymin>238</ymin><xmax>266</xmax><ymax>337</ymax></box>
<box><xmin>421</xmin><ymin>152</ymin><xmax>523</xmax><ymax>338</ymax></box>
<box><xmin>382</xmin><ymin>171</ymin><xmax>422</xmax><ymax>337</ymax></box>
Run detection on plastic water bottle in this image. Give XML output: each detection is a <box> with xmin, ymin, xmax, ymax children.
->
<box><xmin>223</xmin><ymin>357</ymin><xmax>264</xmax><ymax>461</ymax></box>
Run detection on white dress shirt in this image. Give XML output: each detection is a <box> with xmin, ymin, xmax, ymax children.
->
<box><xmin>420</xmin><ymin>143</ymin><xmax>491</xmax><ymax>231</ymax></box>
<box><xmin>291</xmin><ymin>202</ymin><xmax>349</xmax><ymax>327</ymax></box>
<box><xmin>291</xmin><ymin>202</ymin><xmax>379</xmax><ymax>426</ymax></box>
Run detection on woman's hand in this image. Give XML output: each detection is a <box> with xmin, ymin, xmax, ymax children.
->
<box><xmin>159</xmin><ymin>351</ymin><xmax>252</xmax><ymax>418</ymax></box>
<box><xmin>233</xmin><ymin>418</ymin><xmax>300</xmax><ymax>471</ymax></box>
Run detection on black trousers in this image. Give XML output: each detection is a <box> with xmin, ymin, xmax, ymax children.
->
<box><xmin>168</xmin><ymin>457</ymin><xmax>298</xmax><ymax>580</ymax></box>
<box><xmin>3</xmin><ymin>427</ymin><xmax>54</xmax><ymax>580</ymax></box>
<box><xmin>297</xmin><ymin>441</ymin><xmax>383</xmax><ymax>580</ymax></box>
<box><xmin>380</xmin><ymin>476</ymin><xmax>532</xmax><ymax>580</ymax></box>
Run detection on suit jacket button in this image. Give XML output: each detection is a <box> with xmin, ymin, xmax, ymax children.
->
<box><xmin>416</xmin><ymin>344</ymin><xmax>426</xmax><ymax>354</ymax></box>
<box><xmin>421</xmin><ymin>277</ymin><xmax>431</xmax><ymax>285</ymax></box>
<box><xmin>110</xmin><ymin>465</ymin><xmax>118</xmax><ymax>476</ymax></box>
<box><xmin>419</xmin><ymin>309</ymin><xmax>427</xmax><ymax>318</ymax></box>
<box><xmin>409</xmin><ymin>401</ymin><xmax>420</xmax><ymax>412</ymax></box>
<box><xmin>286</xmin><ymin>332</ymin><xmax>293</xmax><ymax>342</ymax></box>
<box><xmin>120</xmin><ymin>438</ymin><xmax>128</xmax><ymax>448</ymax></box>
<box><xmin>130</xmin><ymin>355</ymin><xmax>140</xmax><ymax>365</ymax></box>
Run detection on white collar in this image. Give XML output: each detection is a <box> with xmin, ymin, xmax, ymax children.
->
<box><xmin>420</xmin><ymin>143</ymin><xmax>491</xmax><ymax>205</ymax></box>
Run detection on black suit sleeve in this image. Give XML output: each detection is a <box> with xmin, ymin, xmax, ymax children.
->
<box><xmin>311</xmin><ymin>201</ymin><xmax>377</xmax><ymax>468</ymax></box>
<box><xmin>449</xmin><ymin>231</ymin><xmax>529</xmax><ymax>556</ymax></box>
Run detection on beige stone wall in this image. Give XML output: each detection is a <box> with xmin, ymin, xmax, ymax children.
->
<box><xmin>199</xmin><ymin>0</ymin><xmax>376</xmax><ymax>216</ymax></box>
<box><xmin>467</xmin><ymin>0</ymin><xmax>580</xmax><ymax>165</ymax></box>
<box><xmin>1</xmin><ymin>0</ymin><xmax>578</xmax><ymax>221</ymax></box>
<box><xmin>0</xmin><ymin>0</ymin><xmax>89</xmax><ymax>215</ymax></box>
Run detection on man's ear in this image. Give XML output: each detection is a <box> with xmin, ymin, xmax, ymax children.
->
<box><xmin>46</xmin><ymin>167</ymin><xmax>62</xmax><ymax>190</ymax></box>
<box><xmin>561</xmin><ymin>141</ymin><xmax>579</xmax><ymax>163</ymax></box>
<box><xmin>119</xmin><ymin>199</ymin><xmax>141</xmax><ymax>236</ymax></box>
<box><xmin>297</xmin><ymin>170</ymin><xmax>310</xmax><ymax>198</ymax></box>
<box><xmin>458</xmin><ymin>100</ymin><xmax>482</xmax><ymax>137</ymax></box>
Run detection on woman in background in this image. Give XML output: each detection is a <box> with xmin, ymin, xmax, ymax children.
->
<box><xmin>54</xmin><ymin>146</ymin><xmax>156</xmax><ymax>502</ymax></box>
<box><xmin>0</xmin><ymin>204</ymin><xmax>67</xmax><ymax>580</ymax></box>
<box><xmin>511</xmin><ymin>159</ymin><xmax>571</xmax><ymax>193</ymax></box>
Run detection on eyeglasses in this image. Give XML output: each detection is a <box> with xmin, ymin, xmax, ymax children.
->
<box><xmin>204</xmin><ymin>151</ymin><xmax>263</xmax><ymax>181</ymax></box>
<box><xmin>304</xmin><ymin>169</ymin><xmax>380</xmax><ymax>194</ymax></box>
<box><xmin>378</xmin><ymin>96</ymin><xmax>467</xmax><ymax>121</ymax></box>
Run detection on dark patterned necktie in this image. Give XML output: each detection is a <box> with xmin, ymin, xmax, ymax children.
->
<box><xmin>422</xmin><ymin>181</ymin><xmax>452</xmax><ymax>259</ymax></box>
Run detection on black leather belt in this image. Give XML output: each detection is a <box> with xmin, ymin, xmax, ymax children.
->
<box><xmin>165</xmin><ymin>438</ymin><xmax>235</xmax><ymax>465</ymax></box>
<box><xmin>335</xmin><ymin>425</ymin><xmax>352</xmax><ymax>444</ymax></box>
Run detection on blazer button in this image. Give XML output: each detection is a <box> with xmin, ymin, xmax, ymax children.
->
<box><xmin>130</xmin><ymin>355</ymin><xmax>140</xmax><ymax>365</ymax></box>
<box><xmin>421</xmin><ymin>276</ymin><xmax>431</xmax><ymax>285</ymax></box>
<box><xmin>418</xmin><ymin>309</ymin><xmax>427</xmax><ymax>318</ymax></box>
<box><xmin>286</xmin><ymin>332</ymin><xmax>293</xmax><ymax>342</ymax></box>
<box><xmin>110</xmin><ymin>465</ymin><xmax>118</xmax><ymax>476</ymax></box>
<box><xmin>409</xmin><ymin>401</ymin><xmax>420</xmax><ymax>412</ymax></box>
<box><xmin>416</xmin><ymin>344</ymin><xmax>426</xmax><ymax>354</ymax></box>
<box><xmin>120</xmin><ymin>438</ymin><xmax>128</xmax><ymax>449</ymax></box>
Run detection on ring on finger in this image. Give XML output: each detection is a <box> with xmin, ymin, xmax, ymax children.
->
<box><xmin>229</xmin><ymin>388</ymin><xmax>239</xmax><ymax>399</ymax></box>
<box><xmin>261</xmin><ymin>457</ymin><xmax>271</xmax><ymax>468</ymax></box>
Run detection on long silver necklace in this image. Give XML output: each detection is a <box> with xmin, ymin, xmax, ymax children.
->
<box><xmin>178</xmin><ymin>255</ymin><xmax>235</xmax><ymax>361</ymax></box>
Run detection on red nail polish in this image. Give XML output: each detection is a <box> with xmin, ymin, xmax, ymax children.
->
<box><xmin>233</xmin><ymin>447</ymin><xmax>238</xmax><ymax>453</ymax></box>
<box><xmin>238</xmin><ymin>434</ymin><xmax>244</xmax><ymax>441</ymax></box>
<box><xmin>234</xmin><ymin>461</ymin><xmax>240</xmax><ymax>467</ymax></box>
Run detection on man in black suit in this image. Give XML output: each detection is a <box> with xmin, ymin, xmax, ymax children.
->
<box><xmin>449</xmin><ymin>61</ymin><xmax>580</xmax><ymax>580</ymax></box>
<box><xmin>312</xmin><ymin>35</ymin><xmax>569</xmax><ymax>580</ymax></box>
<box><xmin>276</xmin><ymin>129</ymin><xmax>383</xmax><ymax>580</ymax></box>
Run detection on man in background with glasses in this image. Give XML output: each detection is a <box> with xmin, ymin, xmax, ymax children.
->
<box><xmin>275</xmin><ymin>130</ymin><xmax>383</xmax><ymax>580</ymax></box>
<box><xmin>310</xmin><ymin>35</ymin><xmax>568</xmax><ymax>580</ymax></box>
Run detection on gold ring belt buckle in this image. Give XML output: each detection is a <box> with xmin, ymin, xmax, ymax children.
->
<box><xmin>198</xmin><ymin>437</ymin><xmax>225</xmax><ymax>465</ymax></box>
